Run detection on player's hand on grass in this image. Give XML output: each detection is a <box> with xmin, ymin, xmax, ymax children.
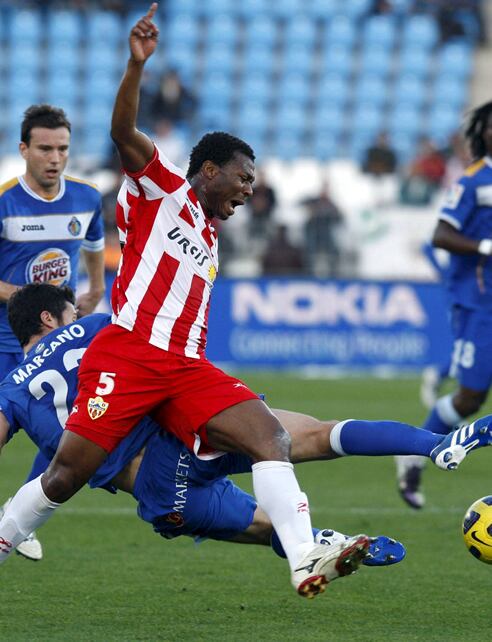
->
<box><xmin>129</xmin><ymin>3</ymin><xmax>159</xmax><ymax>63</ymax></box>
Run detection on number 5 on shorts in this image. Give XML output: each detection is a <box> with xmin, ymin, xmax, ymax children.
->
<box><xmin>96</xmin><ymin>372</ymin><xmax>116</xmax><ymax>396</ymax></box>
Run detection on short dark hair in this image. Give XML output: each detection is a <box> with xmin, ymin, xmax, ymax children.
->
<box><xmin>464</xmin><ymin>101</ymin><xmax>492</xmax><ymax>160</ymax></box>
<box><xmin>186</xmin><ymin>131</ymin><xmax>255</xmax><ymax>179</ymax></box>
<box><xmin>8</xmin><ymin>283</ymin><xmax>75</xmax><ymax>347</ymax></box>
<box><xmin>21</xmin><ymin>104</ymin><xmax>71</xmax><ymax>145</ymax></box>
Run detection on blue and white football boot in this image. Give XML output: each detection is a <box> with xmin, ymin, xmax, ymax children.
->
<box><xmin>430</xmin><ymin>415</ymin><xmax>492</xmax><ymax>471</ymax></box>
<box><xmin>315</xmin><ymin>529</ymin><xmax>406</xmax><ymax>566</ymax></box>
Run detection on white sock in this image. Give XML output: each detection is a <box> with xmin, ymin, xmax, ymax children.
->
<box><xmin>0</xmin><ymin>475</ymin><xmax>59</xmax><ymax>563</ymax></box>
<box><xmin>436</xmin><ymin>394</ymin><xmax>464</xmax><ymax>426</ymax></box>
<box><xmin>252</xmin><ymin>461</ymin><xmax>314</xmax><ymax>570</ymax></box>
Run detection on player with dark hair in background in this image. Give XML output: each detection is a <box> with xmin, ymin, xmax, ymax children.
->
<box><xmin>0</xmin><ymin>103</ymin><xmax>105</xmax><ymax>560</ymax></box>
<box><xmin>397</xmin><ymin>100</ymin><xmax>492</xmax><ymax>506</ymax></box>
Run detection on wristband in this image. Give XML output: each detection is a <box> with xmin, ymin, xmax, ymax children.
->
<box><xmin>478</xmin><ymin>239</ymin><xmax>492</xmax><ymax>255</ymax></box>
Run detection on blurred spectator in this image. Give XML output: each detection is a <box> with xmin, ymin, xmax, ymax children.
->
<box><xmin>362</xmin><ymin>132</ymin><xmax>398</xmax><ymax>177</ymax></box>
<box><xmin>261</xmin><ymin>224</ymin><xmax>305</xmax><ymax>275</ymax></box>
<box><xmin>301</xmin><ymin>182</ymin><xmax>344</xmax><ymax>277</ymax></box>
<box><xmin>245</xmin><ymin>169</ymin><xmax>277</xmax><ymax>241</ymax></box>
<box><xmin>150</xmin><ymin>70</ymin><xmax>196</xmax><ymax>127</ymax></box>
<box><xmin>153</xmin><ymin>118</ymin><xmax>187</xmax><ymax>167</ymax></box>
<box><xmin>399</xmin><ymin>138</ymin><xmax>446</xmax><ymax>205</ymax></box>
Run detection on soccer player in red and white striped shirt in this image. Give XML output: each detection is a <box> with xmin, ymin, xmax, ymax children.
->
<box><xmin>0</xmin><ymin>4</ymin><xmax>370</xmax><ymax>597</ymax></box>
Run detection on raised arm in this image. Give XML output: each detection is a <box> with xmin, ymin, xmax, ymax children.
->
<box><xmin>433</xmin><ymin>220</ymin><xmax>486</xmax><ymax>255</ymax></box>
<box><xmin>110</xmin><ymin>3</ymin><xmax>159</xmax><ymax>172</ymax></box>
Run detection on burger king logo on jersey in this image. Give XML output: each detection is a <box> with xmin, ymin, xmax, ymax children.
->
<box><xmin>26</xmin><ymin>248</ymin><xmax>71</xmax><ymax>286</ymax></box>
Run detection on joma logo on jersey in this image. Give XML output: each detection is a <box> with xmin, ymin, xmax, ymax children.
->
<box><xmin>21</xmin><ymin>224</ymin><xmax>45</xmax><ymax>231</ymax></box>
<box><xmin>167</xmin><ymin>226</ymin><xmax>209</xmax><ymax>267</ymax></box>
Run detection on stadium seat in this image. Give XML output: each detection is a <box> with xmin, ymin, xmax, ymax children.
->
<box><xmin>201</xmin><ymin>44</ymin><xmax>237</xmax><ymax>76</ymax></box>
<box><xmin>8</xmin><ymin>43</ymin><xmax>42</xmax><ymax>73</ymax></box>
<box><xmin>341</xmin><ymin>0</ymin><xmax>372</xmax><ymax>19</ymax></box>
<box><xmin>7</xmin><ymin>9</ymin><xmax>42</xmax><ymax>44</ymax></box>
<box><xmin>352</xmin><ymin>103</ymin><xmax>384</xmax><ymax>139</ymax></box>
<box><xmin>241</xmin><ymin>45</ymin><xmax>276</xmax><ymax>75</ymax></box>
<box><xmin>432</xmin><ymin>75</ymin><xmax>467</xmax><ymax>109</ymax></box>
<box><xmin>86</xmin><ymin>11</ymin><xmax>123</xmax><ymax>44</ymax></box>
<box><xmin>354</xmin><ymin>75</ymin><xmax>388</xmax><ymax>108</ymax></box>
<box><xmin>83</xmin><ymin>70</ymin><xmax>119</xmax><ymax>103</ymax></box>
<box><xmin>311</xmin><ymin>133</ymin><xmax>340</xmax><ymax>160</ymax></box>
<box><xmin>204</xmin><ymin>15</ymin><xmax>239</xmax><ymax>47</ymax></box>
<box><xmin>392</xmin><ymin>74</ymin><xmax>428</xmax><ymax>108</ymax></box>
<box><xmin>164</xmin><ymin>46</ymin><xmax>197</xmax><ymax>83</ymax></box>
<box><xmin>277</xmin><ymin>73</ymin><xmax>311</xmax><ymax>106</ymax></box>
<box><xmin>322</xmin><ymin>44</ymin><xmax>354</xmax><ymax>77</ymax></box>
<box><xmin>312</xmin><ymin>104</ymin><xmax>345</xmax><ymax>136</ymax></box>
<box><xmin>244</xmin><ymin>16</ymin><xmax>278</xmax><ymax>48</ymax></box>
<box><xmin>86</xmin><ymin>46</ymin><xmax>123</xmax><ymax>74</ymax></box>
<box><xmin>388</xmin><ymin>132</ymin><xmax>417</xmax><ymax>164</ymax></box>
<box><xmin>437</xmin><ymin>43</ymin><xmax>473</xmax><ymax>78</ymax></box>
<box><xmin>399</xmin><ymin>47</ymin><xmax>432</xmax><ymax>77</ymax></box>
<box><xmin>235</xmin><ymin>102</ymin><xmax>270</xmax><ymax>137</ymax></box>
<box><xmin>281</xmin><ymin>44</ymin><xmax>315</xmax><ymax>76</ymax></box>
<box><xmin>80</xmin><ymin>126</ymin><xmax>112</xmax><ymax>159</ymax></box>
<box><xmin>45</xmin><ymin>70</ymin><xmax>81</xmax><ymax>107</ymax></box>
<box><xmin>316</xmin><ymin>73</ymin><xmax>350</xmax><ymax>107</ymax></box>
<box><xmin>427</xmin><ymin>105</ymin><xmax>462</xmax><ymax>144</ymax></box>
<box><xmin>402</xmin><ymin>14</ymin><xmax>440</xmax><ymax>50</ymax></box>
<box><xmin>199</xmin><ymin>101</ymin><xmax>233</xmax><ymax>131</ymax></box>
<box><xmin>284</xmin><ymin>16</ymin><xmax>317</xmax><ymax>47</ymax></box>
<box><xmin>274</xmin><ymin>103</ymin><xmax>307</xmax><ymax>138</ymax></box>
<box><xmin>234</xmin><ymin>0</ymin><xmax>269</xmax><ymax>19</ymax></box>
<box><xmin>323</xmin><ymin>15</ymin><xmax>357</xmax><ymax>48</ymax></box>
<box><xmin>239</xmin><ymin>73</ymin><xmax>272</xmax><ymax>105</ymax></box>
<box><xmin>46</xmin><ymin>42</ymin><xmax>80</xmax><ymax>74</ymax></box>
<box><xmin>272</xmin><ymin>133</ymin><xmax>305</xmax><ymax>160</ymax></box>
<box><xmin>389</xmin><ymin>104</ymin><xmax>422</xmax><ymax>138</ymax></box>
<box><xmin>47</xmin><ymin>11</ymin><xmax>83</xmax><ymax>45</ymax></box>
<box><xmin>166</xmin><ymin>14</ymin><xmax>200</xmax><ymax>48</ymax></box>
<box><xmin>269</xmin><ymin>0</ymin><xmax>304</xmax><ymax>20</ymax></box>
<box><xmin>198</xmin><ymin>72</ymin><xmax>234</xmax><ymax>104</ymax></box>
<box><xmin>5</xmin><ymin>70</ymin><xmax>41</xmax><ymax>109</ymax></box>
<box><xmin>199</xmin><ymin>0</ymin><xmax>234</xmax><ymax>18</ymax></box>
<box><xmin>359</xmin><ymin>44</ymin><xmax>393</xmax><ymax>77</ymax></box>
<box><xmin>362</xmin><ymin>15</ymin><xmax>397</xmax><ymax>47</ymax></box>
<box><xmin>307</xmin><ymin>0</ymin><xmax>339</xmax><ymax>22</ymax></box>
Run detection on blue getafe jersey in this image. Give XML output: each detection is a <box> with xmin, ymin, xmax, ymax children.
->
<box><xmin>440</xmin><ymin>157</ymin><xmax>492</xmax><ymax>310</ymax></box>
<box><xmin>0</xmin><ymin>175</ymin><xmax>105</xmax><ymax>352</ymax></box>
<box><xmin>0</xmin><ymin>314</ymin><xmax>158</xmax><ymax>491</ymax></box>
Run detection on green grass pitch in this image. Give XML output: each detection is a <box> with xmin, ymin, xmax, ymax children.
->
<box><xmin>1</xmin><ymin>374</ymin><xmax>491</xmax><ymax>641</ymax></box>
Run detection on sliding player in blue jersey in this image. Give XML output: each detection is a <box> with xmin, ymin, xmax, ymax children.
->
<box><xmin>1</xmin><ymin>284</ymin><xmax>491</xmax><ymax>579</ymax></box>
<box><xmin>397</xmin><ymin>100</ymin><xmax>492</xmax><ymax>507</ymax></box>
<box><xmin>0</xmin><ymin>105</ymin><xmax>106</xmax><ymax>558</ymax></box>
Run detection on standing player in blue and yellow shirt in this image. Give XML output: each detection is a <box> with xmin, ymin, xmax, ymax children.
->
<box><xmin>397</xmin><ymin>100</ymin><xmax>492</xmax><ymax>507</ymax></box>
<box><xmin>0</xmin><ymin>105</ymin><xmax>105</xmax><ymax>558</ymax></box>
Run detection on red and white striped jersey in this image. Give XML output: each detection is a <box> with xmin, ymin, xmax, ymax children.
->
<box><xmin>112</xmin><ymin>145</ymin><xmax>218</xmax><ymax>359</ymax></box>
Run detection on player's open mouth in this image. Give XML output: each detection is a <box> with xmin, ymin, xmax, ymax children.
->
<box><xmin>228</xmin><ymin>199</ymin><xmax>244</xmax><ymax>214</ymax></box>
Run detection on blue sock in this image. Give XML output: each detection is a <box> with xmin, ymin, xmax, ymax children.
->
<box><xmin>271</xmin><ymin>528</ymin><xmax>320</xmax><ymax>559</ymax></box>
<box><xmin>331</xmin><ymin>420</ymin><xmax>441</xmax><ymax>457</ymax></box>
<box><xmin>421</xmin><ymin>407</ymin><xmax>452</xmax><ymax>435</ymax></box>
<box><xmin>422</xmin><ymin>394</ymin><xmax>464</xmax><ymax>435</ymax></box>
<box><xmin>24</xmin><ymin>450</ymin><xmax>51</xmax><ymax>483</ymax></box>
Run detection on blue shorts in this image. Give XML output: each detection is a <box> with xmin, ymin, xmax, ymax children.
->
<box><xmin>133</xmin><ymin>431</ymin><xmax>256</xmax><ymax>541</ymax></box>
<box><xmin>450</xmin><ymin>306</ymin><xmax>492</xmax><ymax>391</ymax></box>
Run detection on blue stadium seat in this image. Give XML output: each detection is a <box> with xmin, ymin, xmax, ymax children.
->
<box><xmin>269</xmin><ymin>0</ymin><xmax>304</xmax><ymax>20</ymax></box>
<box><xmin>86</xmin><ymin>46</ymin><xmax>122</xmax><ymax>74</ymax></box>
<box><xmin>45</xmin><ymin>70</ymin><xmax>80</xmax><ymax>107</ymax></box>
<box><xmin>427</xmin><ymin>105</ymin><xmax>462</xmax><ymax>144</ymax></box>
<box><xmin>165</xmin><ymin>46</ymin><xmax>197</xmax><ymax>83</ymax></box>
<box><xmin>311</xmin><ymin>133</ymin><xmax>340</xmax><ymax>160</ymax></box>
<box><xmin>393</xmin><ymin>74</ymin><xmax>428</xmax><ymax>108</ymax></box>
<box><xmin>284</xmin><ymin>16</ymin><xmax>317</xmax><ymax>47</ymax></box>
<box><xmin>341</xmin><ymin>0</ymin><xmax>372</xmax><ymax>19</ymax></box>
<box><xmin>8</xmin><ymin>9</ymin><xmax>42</xmax><ymax>44</ymax></box>
<box><xmin>322</xmin><ymin>44</ymin><xmax>354</xmax><ymax>76</ymax></box>
<box><xmin>312</xmin><ymin>104</ymin><xmax>345</xmax><ymax>136</ymax></box>
<box><xmin>359</xmin><ymin>44</ymin><xmax>393</xmax><ymax>77</ymax></box>
<box><xmin>323</xmin><ymin>15</ymin><xmax>357</xmax><ymax>48</ymax></box>
<box><xmin>198</xmin><ymin>72</ymin><xmax>234</xmax><ymax>104</ymax></box>
<box><xmin>432</xmin><ymin>75</ymin><xmax>467</xmax><ymax>109</ymax></box>
<box><xmin>352</xmin><ymin>104</ymin><xmax>384</xmax><ymax>140</ymax></box>
<box><xmin>86</xmin><ymin>11</ymin><xmax>123</xmax><ymax>44</ymax></box>
<box><xmin>234</xmin><ymin>0</ymin><xmax>269</xmax><ymax>19</ymax></box>
<box><xmin>8</xmin><ymin>43</ymin><xmax>42</xmax><ymax>73</ymax></box>
<box><xmin>389</xmin><ymin>104</ymin><xmax>422</xmax><ymax>137</ymax></box>
<box><xmin>244</xmin><ymin>16</ymin><xmax>278</xmax><ymax>48</ymax></box>
<box><xmin>199</xmin><ymin>0</ymin><xmax>234</xmax><ymax>18</ymax></box>
<box><xmin>166</xmin><ymin>14</ymin><xmax>200</xmax><ymax>48</ymax></box>
<box><xmin>389</xmin><ymin>132</ymin><xmax>417</xmax><ymax>164</ymax></box>
<box><xmin>274</xmin><ymin>103</ymin><xmax>307</xmax><ymax>137</ymax></box>
<box><xmin>399</xmin><ymin>47</ymin><xmax>432</xmax><ymax>77</ymax></box>
<box><xmin>199</xmin><ymin>102</ymin><xmax>233</xmax><ymax>131</ymax></box>
<box><xmin>83</xmin><ymin>70</ymin><xmax>119</xmax><ymax>104</ymax></box>
<box><xmin>80</xmin><ymin>125</ymin><xmax>111</xmax><ymax>159</ymax></box>
<box><xmin>308</xmin><ymin>0</ymin><xmax>339</xmax><ymax>22</ymax></box>
<box><xmin>354</xmin><ymin>75</ymin><xmax>388</xmax><ymax>108</ymax></box>
<box><xmin>273</xmin><ymin>133</ymin><xmax>306</xmax><ymax>160</ymax></box>
<box><xmin>204</xmin><ymin>15</ymin><xmax>239</xmax><ymax>47</ymax></box>
<box><xmin>47</xmin><ymin>11</ymin><xmax>83</xmax><ymax>45</ymax></box>
<box><xmin>239</xmin><ymin>74</ymin><xmax>272</xmax><ymax>105</ymax></box>
<box><xmin>277</xmin><ymin>74</ymin><xmax>311</xmax><ymax>106</ymax></box>
<box><xmin>235</xmin><ymin>102</ymin><xmax>269</xmax><ymax>137</ymax></box>
<box><xmin>46</xmin><ymin>42</ymin><xmax>80</xmax><ymax>74</ymax></box>
<box><xmin>362</xmin><ymin>15</ymin><xmax>397</xmax><ymax>47</ymax></box>
<box><xmin>202</xmin><ymin>44</ymin><xmax>237</xmax><ymax>76</ymax></box>
<box><xmin>316</xmin><ymin>73</ymin><xmax>350</xmax><ymax>107</ymax></box>
<box><xmin>402</xmin><ymin>14</ymin><xmax>439</xmax><ymax>50</ymax></box>
<box><xmin>241</xmin><ymin>45</ymin><xmax>276</xmax><ymax>75</ymax></box>
<box><xmin>281</xmin><ymin>44</ymin><xmax>315</xmax><ymax>76</ymax></box>
<box><xmin>5</xmin><ymin>70</ymin><xmax>41</xmax><ymax>108</ymax></box>
<box><xmin>437</xmin><ymin>43</ymin><xmax>473</xmax><ymax>78</ymax></box>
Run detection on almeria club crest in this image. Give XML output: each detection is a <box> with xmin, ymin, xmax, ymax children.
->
<box><xmin>87</xmin><ymin>396</ymin><xmax>109</xmax><ymax>420</ymax></box>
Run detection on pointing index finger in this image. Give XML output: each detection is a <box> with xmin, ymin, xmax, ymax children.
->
<box><xmin>146</xmin><ymin>2</ymin><xmax>158</xmax><ymax>19</ymax></box>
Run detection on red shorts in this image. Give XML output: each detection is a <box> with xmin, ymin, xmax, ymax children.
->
<box><xmin>66</xmin><ymin>324</ymin><xmax>258</xmax><ymax>453</ymax></box>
